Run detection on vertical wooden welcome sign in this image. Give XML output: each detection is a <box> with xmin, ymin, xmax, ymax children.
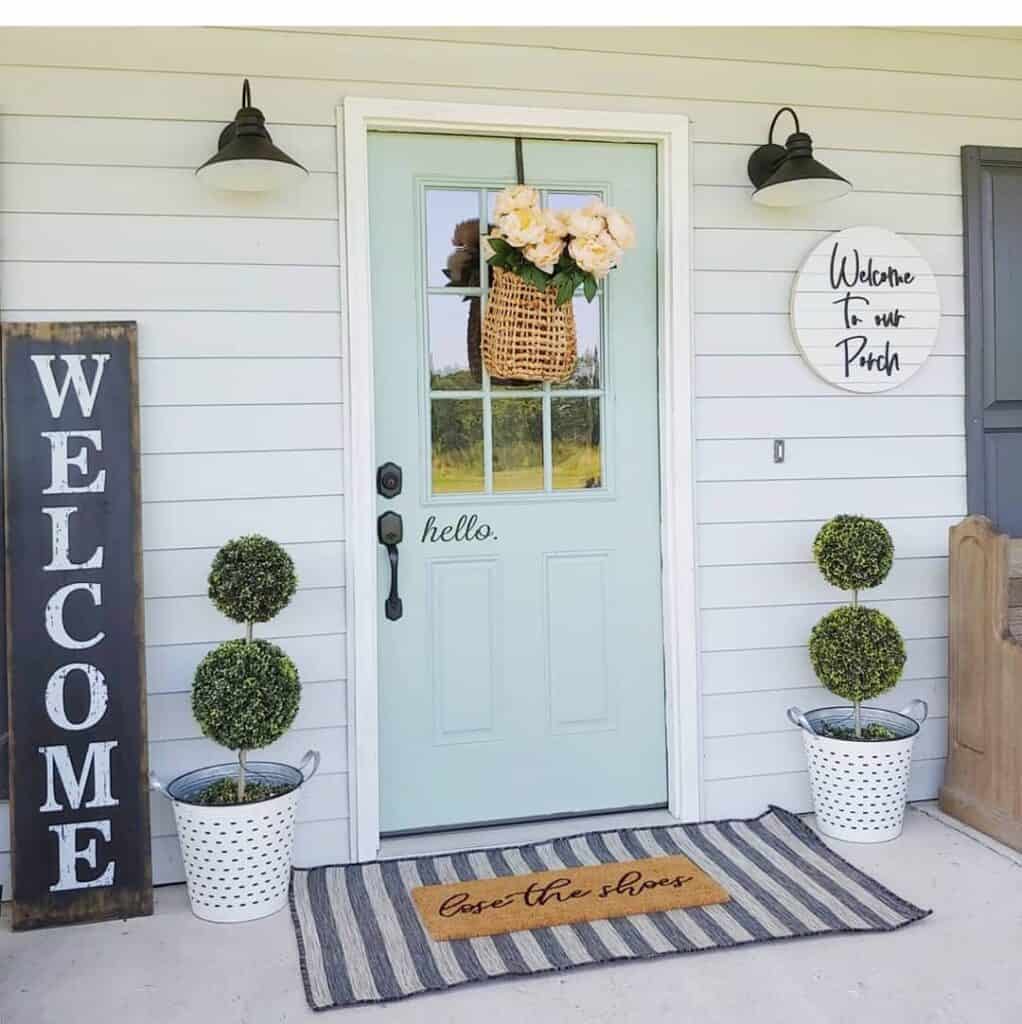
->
<box><xmin>3</xmin><ymin>322</ymin><xmax>152</xmax><ymax>929</ymax></box>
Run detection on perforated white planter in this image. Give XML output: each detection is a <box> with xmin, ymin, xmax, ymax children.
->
<box><xmin>152</xmin><ymin>751</ymin><xmax>319</xmax><ymax>923</ymax></box>
<box><xmin>787</xmin><ymin>703</ymin><xmax>927</xmax><ymax>844</ymax></box>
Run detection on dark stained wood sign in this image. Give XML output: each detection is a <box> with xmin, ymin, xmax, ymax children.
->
<box><xmin>3</xmin><ymin>322</ymin><xmax>152</xmax><ymax>929</ymax></box>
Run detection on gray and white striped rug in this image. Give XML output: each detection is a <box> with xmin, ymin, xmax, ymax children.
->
<box><xmin>289</xmin><ymin>806</ymin><xmax>929</xmax><ymax>1011</ymax></box>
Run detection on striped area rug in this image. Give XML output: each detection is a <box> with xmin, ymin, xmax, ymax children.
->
<box><xmin>289</xmin><ymin>806</ymin><xmax>930</xmax><ymax>1011</ymax></box>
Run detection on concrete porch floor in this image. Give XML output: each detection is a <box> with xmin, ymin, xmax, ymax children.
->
<box><xmin>2</xmin><ymin>803</ymin><xmax>1021</xmax><ymax>1024</ymax></box>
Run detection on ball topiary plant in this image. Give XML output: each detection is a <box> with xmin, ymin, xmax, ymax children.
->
<box><xmin>809</xmin><ymin>515</ymin><xmax>905</xmax><ymax>738</ymax></box>
<box><xmin>193</xmin><ymin>639</ymin><xmax>300</xmax><ymax>751</ymax></box>
<box><xmin>809</xmin><ymin>606</ymin><xmax>906</xmax><ymax>724</ymax></box>
<box><xmin>192</xmin><ymin>535</ymin><xmax>300</xmax><ymax>800</ymax></box>
<box><xmin>813</xmin><ymin>514</ymin><xmax>894</xmax><ymax>594</ymax></box>
<box><xmin>208</xmin><ymin>534</ymin><xmax>298</xmax><ymax>634</ymax></box>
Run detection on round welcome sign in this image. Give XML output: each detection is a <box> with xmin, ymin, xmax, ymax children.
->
<box><xmin>790</xmin><ymin>226</ymin><xmax>941</xmax><ymax>393</ymax></box>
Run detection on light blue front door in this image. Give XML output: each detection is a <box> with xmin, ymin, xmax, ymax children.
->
<box><xmin>369</xmin><ymin>132</ymin><xmax>666</xmax><ymax>833</ymax></box>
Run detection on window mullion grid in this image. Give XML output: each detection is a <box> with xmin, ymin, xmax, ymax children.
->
<box><xmin>479</xmin><ymin>188</ymin><xmax>494</xmax><ymax>494</ymax></box>
<box><xmin>542</xmin><ymin>383</ymin><xmax>553</xmax><ymax>493</ymax></box>
<box><xmin>535</xmin><ymin>187</ymin><xmax>552</xmax><ymax>493</ymax></box>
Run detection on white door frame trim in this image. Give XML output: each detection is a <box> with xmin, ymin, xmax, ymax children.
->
<box><xmin>337</xmin><ymin>97</ymin><xmax>700</xmax><ymax>862</ymax></box>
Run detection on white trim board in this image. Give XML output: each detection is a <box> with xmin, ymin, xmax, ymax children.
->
<box><xmin>338</xmin><ymin>97</ymin><xmax>699</xmax><ymax>861</ymax></box>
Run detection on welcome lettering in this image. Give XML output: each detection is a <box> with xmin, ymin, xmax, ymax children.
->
<box><xmin>791</xmin><ymin>228</ymin><xmax>941</xmax><ymax>395</ymax></box>
<box><xmin>826</xmin><ymin>241</ymin><xmax>913</xmax><ymax>383</ymax></box>
<box><xmin>33</xmin><ymin>353</ymin><xmax>119</xmax><ymax>892</ymax></box>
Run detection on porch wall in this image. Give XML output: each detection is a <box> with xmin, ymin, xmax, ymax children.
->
<box><xmin>2</xmin><ymin>25</ymin><xmax>1012</xmax><ymax>887</ymax></box>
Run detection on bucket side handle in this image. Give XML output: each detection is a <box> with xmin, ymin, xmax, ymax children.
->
<box><xmin>298</xmin><ymin>749</ymin><xmax>321</xmax><ymax>784</ymax></box>
<box><xmin>786</xmin><ymin>706</ymin><xmax>814</xmax><ymax>734</ymax></box>
<box><xmin>899</xmin><ymin>699</ymin><xmax>929</xmax><ymax>724</ymax></box>
<box><xmin>150</xmin><ymin>772</ymin><xmax>171</xmax><ymax>800</ymax></box>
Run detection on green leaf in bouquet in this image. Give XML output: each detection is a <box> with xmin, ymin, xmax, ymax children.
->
<box><xmin>583</xmin><ymin>275</ymin><xmax>598</xmax><ymax>302</ymax></box>
<box><xmin>487</xmin><ymin>236</ymin><xmax>511</xmax><ymax>255</ymax></box>
<box><xmin>522</xmin><ymin>264</ymin><xmax>550</xmax><ymax>290</ymax></box>
<box><xmin>556</xmin><ymin>275</ymin><xmax>575</xmax><ymax>306</ymax></box>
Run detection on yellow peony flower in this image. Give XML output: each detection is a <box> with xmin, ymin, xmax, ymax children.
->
<box><xmin>604</xmin><ymin>207</ymin><xmax>637</xmax><ymax>249</ymax></box>
<box><xmin>581</xmin><ymin>199</ymin><xmax>610</xmax><ymax>218</ymax></box>
<box><xmin>497</xmin><ymin>205</ymin><xmax>548</xmax><ymax>248</ymax></box>
<box><xmin>524</xmin><ymin>231</ymin><xmax>566</xmax><ymax>274</ymax></box>
<box><xmin>563</xmin><ymin>206</ymin><xmax>606</xmax><ymax>239</ymax></box>
<box><xmin>493</xmin><ymin>185</ymin><xmax>540</xmax><ymax>218</ymax></box>
<box><xmin>568</xmin><ymin>231</ymin><xmax>623</xmax><ymax>280</ymax></box>
<box><xmin>543</xmin><ymin>208</ymin><xmax>569</xmax><ymax>238</ymax></box>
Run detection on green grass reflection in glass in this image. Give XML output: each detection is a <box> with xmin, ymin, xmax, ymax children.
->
<box><xmin>431</xmin><ymin>396</ymin><xmax>603</xmax><ymax>494</ymax></box>
<box><xmin>492</xmin><ymin>398</ymin><xmax>543</xmax><ymax>492</ymax></box>
<box><xmin>431</xmin><ymin>398</ymin><xmax>484</xmax><ymax>493</ymax></box>
<box><xmin>552</xmin><ymin>397</ymin><xmax>602</xmax><ymax>490</ymax></box>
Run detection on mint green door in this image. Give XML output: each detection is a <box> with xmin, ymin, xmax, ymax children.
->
<box><xmin>369</xmin><ymin>132</ymin><xmax>666</xmax><ymax>833</ymax></box>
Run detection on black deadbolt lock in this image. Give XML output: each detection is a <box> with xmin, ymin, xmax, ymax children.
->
<box><xmin>377</xmin><ymin>462</ymin><xmax>402</xmax><ymax>499</ymax></box>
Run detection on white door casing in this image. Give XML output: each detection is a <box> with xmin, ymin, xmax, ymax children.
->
<box><xmin>337</xmin><ymin>97</ymin><xmax>698</xmax><ymax>861</ymax></box>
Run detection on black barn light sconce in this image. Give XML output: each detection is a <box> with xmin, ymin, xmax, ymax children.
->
<box><xmin>747</xmin><ymin>107</ymin><xmax>851</xmax><ymax>207</ymax></box>
<box><xmin>196</xmin><ymin>79</ymin><xmax>308</xmax><ymax>192</ymax></box>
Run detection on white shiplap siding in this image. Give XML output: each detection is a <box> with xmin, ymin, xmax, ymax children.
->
<box><xmin>2</xmin><ymin>24</ymin><xmax>1008</xmax><ymax>887</ymax></box>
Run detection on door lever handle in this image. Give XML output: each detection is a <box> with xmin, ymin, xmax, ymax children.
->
<box><xmin>377</xmin><ymin>511</ymin><xmax>403</xmax><ymax>621</ymax></box>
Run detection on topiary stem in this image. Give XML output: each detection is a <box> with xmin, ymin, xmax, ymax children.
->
<box><xmin>852</xmin><ymin>590</ymin><xmax>862</xmax><ymax>737</ymax></box>
<box><xmin>238</xmin><ymin>748</ymin><xmax>247</xmax><ymax>800</ymax></box>
<box><xmin>245</xmin><ymin>621</ymin><xmax>253</xmax><ymax>643</ymax></box>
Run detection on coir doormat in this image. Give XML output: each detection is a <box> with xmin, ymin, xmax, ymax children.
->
<box><xmin>411</xmin><ymin>853</ymin><xmax>730</xmax><ymax>940</ymax></box>
<box><xmin>289</xmin><ymin>806</ymin><xmax>930</xmax><ymax>1011</ymax></box>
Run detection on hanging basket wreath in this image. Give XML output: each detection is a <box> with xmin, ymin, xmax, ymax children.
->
<box><xmin>482</xmin><ymin>268</ymin><xmax>577</xmax><ymax>382</ymax></box>
<box><xmin>481</xmin><ymin>185</ymin><xmax>636</xmax><ymax>382</ymax></box>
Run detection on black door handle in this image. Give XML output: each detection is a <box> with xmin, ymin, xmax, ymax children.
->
<box><xmin>377</xmin><ymin>511</ymin><xmax>403</xmax><ymax>621</ymax></box>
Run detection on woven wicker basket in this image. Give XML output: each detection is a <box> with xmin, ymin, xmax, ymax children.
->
<box><xmin>482</xmin><ymin>268</ymin><xmax>577</xmax><ymax>382</ymax></box>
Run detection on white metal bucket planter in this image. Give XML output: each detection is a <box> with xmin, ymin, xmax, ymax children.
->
<box><xmin>787</xmin><ymin>702</ymin><xmax>927</xmax><ymax>844</ymax></box>
<box><xmin>152</xmin><ymin>751</ymin><xmax>319</xmax><ymax>923</ymax></box>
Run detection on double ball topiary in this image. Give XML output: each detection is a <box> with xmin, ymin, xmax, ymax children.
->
<box><xmin>193</xmin><ymin>535</ymin><xmax>300</xmax><ymax>801</ymax></box>
<box><xmin>192</xmin><ymin>638</ymin><xmax>300</xmax><ymax>754</ymax></box>
<box><xmin>809</xmin><ymin>515</ymin><xmax>905</xmax><ymax>739</ymax></box>
<box><xmin>809</xmin><ymin>605</ymin><xmax>906</xmax><ymax>705</ymax></box>
<box><xmin>208</xmin><ymin>534</ymin><xmax>297</xmax><ymax>624</ymax></box>
<box><xmin>813</xmin><ymin>515</ymin><xmax>894</xmax><ymax>592</ymax></box>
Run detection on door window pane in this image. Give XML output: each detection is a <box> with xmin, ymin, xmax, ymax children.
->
<box><xmin>432</xmin><ymin>399</ymin><xmax>484</xmax><ymax>494</ymax></box>
<box><xmin>486</xmin><ymin>189</ymin><xmax>502</xmax><ymax>227</ymax></box>
<box><xmin>492</xmin><ymin>398</ymin><xmax>544</xmax><ymax>492</ymax></box>
<box><xmin>554</xmin><ymin>296</ymin><xmax>601</xmax><ymax>390</ymax></box>
<box><xmin>545</xmin><ymin>191</ymin><xmax>602</xmax><ymax>212</ymax></box>
<box><xmin>551</xmin><ymin>398</ymin><xmax>602</xmax><ymax>490</ymax></box>
<box><xmin>421</xmin><ymin>184</ymin><xmax>610</xmax><ymax>499</ymax></box>
<box><xmin>490</xmin><ymin>376</ymin><xmax>545</xmax><ymax>394</ymax></box>
<box><xmin>428</xmin><ymin>294</ymin><xmax>482</xmax><ymax>390</ymax></box>
<box><xmin>426</xmin><ymin>189</ymin><xmax>481</xmax><ymax>289</ymax></box>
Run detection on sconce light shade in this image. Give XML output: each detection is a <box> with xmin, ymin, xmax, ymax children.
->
<box><xmin>747</xmin><ymin>107</ymin><xmax>851</xmax><ymax>208</ymax></box>
<box><xmin>196</xmin><ymin>79</ymin><xmax>308</xmax><ymax>193</ymax></box>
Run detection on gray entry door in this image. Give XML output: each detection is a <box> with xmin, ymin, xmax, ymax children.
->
<box><xmin>963</xmin><ymin>147</ymin><xmax>1022</xmax><ymax>535</ymax></box>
